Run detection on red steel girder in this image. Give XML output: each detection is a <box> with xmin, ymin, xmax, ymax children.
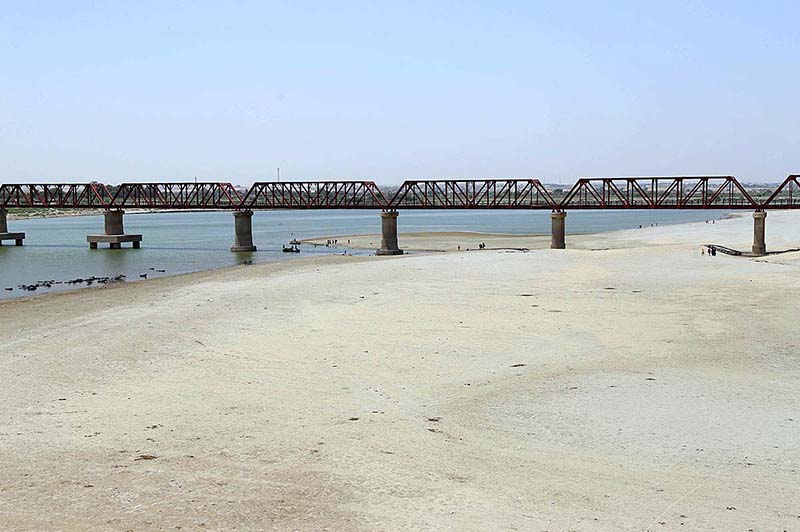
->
<box><xmin>109</xmin><ymin>182</ymin><xmax>242</xmax><ymax>209</ymax></box>
<box><xmin>0</xmin><ymin>183</ymin><xmax>113</xmax><ymax>208</ymax></box>
<box><xmin>761</xmin><ymin>175</ymin><xmax>800</xmax><ymax>209</ymax></box>
<box><xmin>240</xmin><ymin>181</ymin><xmax>389</xmax><ymax>209</ymax></box>
<box><xmin>4</xmin><ymin>175</ymin><xmax>797</xmax><ymax>211</ymax></box>
<box><xmin>559</xmin><ymin>176</ymin><xmax>759</xmax><ymax>209</ymax></box>
<box><xmin>388</xmin><ymin>179</ymin><xmax>557</xmax><ymax>209</ymax></box>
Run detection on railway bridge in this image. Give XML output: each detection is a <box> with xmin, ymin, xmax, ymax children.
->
<box><xmin>1</xmin><ymin>175</ymin><xmax>798</xmax><ymax>256</ymax></box>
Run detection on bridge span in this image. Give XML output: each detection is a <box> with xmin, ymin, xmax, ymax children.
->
<box><xmin>1</xmin><ymin>175</ymin><xmax>798</xmax><ymax>256</ymax></box>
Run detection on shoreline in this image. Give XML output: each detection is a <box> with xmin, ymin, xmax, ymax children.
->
<box><xmin>0</xmin><ymin>254</ymin><xmax>384</xmax><ymax>308</ymax></box>
<box><xmin>0</xmin><ymin>211</ymin><xmax>763</xmax><ymax>303</ymax></box>
<box><xmin>303</xmin><ymin>211</ymin><xmax>742</xmax><ymax>252</ymax></box>
<box><xmin>7</xmin><ymin>208</ymin><xmax>106</xmax><ymax>220</ymax></box>
<box><xmin>7</xmin><ymin>208</ymin><xmax>228</xmax><ymax>221</ymax></box>
<box><xmin>0</xmin><ymin>252</ymin><xmax>377</xmax><ymax>306</ymax></box>
<box><xmin>302</xmin><ymin>213</ymin><xmax>740</xmax><ymax>253</ymax></box>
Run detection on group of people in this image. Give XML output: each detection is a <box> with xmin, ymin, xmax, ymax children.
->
<box><xmin>456</xmin><ymin>242</ymin><xmax>487</xmax><ymax>251</ymax></box>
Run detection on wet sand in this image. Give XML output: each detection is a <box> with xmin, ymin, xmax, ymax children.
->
<box><xmin>1</xmin><ymin>211</ymin><xmax>799</xmax><ymax>531</ymax></box>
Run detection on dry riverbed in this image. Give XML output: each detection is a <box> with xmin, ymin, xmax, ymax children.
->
<box><xmin>1</xmin><ymin>212</ymin><xmax>799</xmax><ymax>531</ymax></box>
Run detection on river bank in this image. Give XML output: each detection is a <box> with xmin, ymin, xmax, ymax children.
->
<box><xmin>6</xmin><ymin>208</ymin><xmax>216</xmax><ymax>220</ymax></box>
<box><xmin>6</xmin><ymin>207</ymin><xmax>106</xmax><ymax>220</ymax></box>
<box><xmin>0</xmin><ymin>209</ymin><xmax>734</xmax><ymax>301</ymax></box>
<box><xmin>302</xmin><ymin>210</ymin><xmax>761</xmax><ymax>254</ymax></box>
<box><xmin>1</xmin><ymin>212</ymin><xmax>798</xmax><ymax>530</ymax></box>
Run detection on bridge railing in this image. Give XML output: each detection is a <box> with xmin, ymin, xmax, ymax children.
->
<box><xmin>388</xmin><ymin>179</ymin><xmax>557</xmax><ymax>209</ymax></box>
<box><xmin>558</xmin><ymin>176</ymin><xmax>760</xmax><ymax>209</ymax></box>
<box><xmin>240</xmin><ymin>181</ymin><xmax>390</xmax><ymax>209</ymax></box>
<box><xmin>0</xmin><ymin>183</ymin><xmax>113</xmax><ymax>208</ymax></box>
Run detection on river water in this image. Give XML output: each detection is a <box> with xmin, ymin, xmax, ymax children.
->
<box><xmin>0</xmin><ymin>209</ymin><xmax>727</xmax><ymax>300</ymax></box>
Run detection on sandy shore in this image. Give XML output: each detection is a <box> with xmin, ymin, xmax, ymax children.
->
<box><xmin>303</xmin><ymin>212</ymin><xmax>774</xmax><ymax>255</ymax></box>
<box><xmin>1</xmin><ymin>212</ymin><xmax>799</xmax><ymax>531</ymax></box>
<box><xmin>303</xmin><ymin>231</ymin><xmax>552</xmax><ymax>252</ymax></box>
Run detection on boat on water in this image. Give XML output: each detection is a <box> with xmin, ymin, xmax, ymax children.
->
<box><xmin>282</xmin><ymin>244</ymin><xmax>300</xmax><ymax>253</ymax></box>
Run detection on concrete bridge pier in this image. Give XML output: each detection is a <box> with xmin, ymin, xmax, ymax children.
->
<box><xmin>752</xmin><ymin>210</ymin><xmax>767</xmax><ymax>256</ymax></box>
<box><xmin>0</xmin><ymin>207</ymin><xmax>26</xmax><ymax>246</ymax></box>
<box><xmin>550</xmin><ymin>210</ymin><xmax>567</xmax><ymax>249</ymax></box>
<box><xmin>230</xmin><ymin>210</ymin><xmax>257</xmax><ymax>252</ymax></box>
<box><xmin>87</xmin><ymin>210</ymin><xmax>142</xmax><ymax>249</ymax></box>
<box><xmin>376</xmin><ymin>210</ymin><xmax>402</xmax><ymax>255</ymax></box>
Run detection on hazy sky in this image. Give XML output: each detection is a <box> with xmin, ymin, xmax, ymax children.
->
<box><xmin>1</xmin><ymin>1</ymin><xmax>798</xmax><ymax>185</ymax></box>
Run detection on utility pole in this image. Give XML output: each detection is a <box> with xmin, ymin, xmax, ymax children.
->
<box><xmin>277</xmin><ymin>167</ymin><xmax>280</xmax><ymax>182</ymax></box>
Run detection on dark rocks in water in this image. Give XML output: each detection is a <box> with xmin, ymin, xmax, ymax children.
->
<box><xmin>4</xmin><ymin>287</ymin><xmax>12</xmax><ymax>291</ymax></box>
<box><xmin>156</xmin><ymin>269</ymin><xmax>165</xmax><ymax>273</ymax></box>
<box><xmin>139</xmin><ymin>274</ymin><xmax>148</xmax><ymax>279</ymax></box>
<box><xmin>13</xmin><ymin>273</ymin><xmax>130</xmax><ymax>293</ymax></box>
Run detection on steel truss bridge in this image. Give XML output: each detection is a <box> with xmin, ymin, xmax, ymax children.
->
<box><xmin>1</xmin><ymin>175</ymin><xmax>798</xmax><ymax>211</ymax></box>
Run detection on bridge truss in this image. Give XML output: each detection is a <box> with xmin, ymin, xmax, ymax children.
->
<box><xmin>1</xmin><ymin>176</ymin><xmax>797</xmax><ymax>210</ymax></box>
<box><xmin>109</xmin><ymin>183</ymin><xmax>242</xmax><ymax>209</ymax></box>
<box><xmin>388</xmin><ymin>179</ymin><xmax>556</xmax><ymax>209</ymax></box>
<box><xmin>0</xmin><ymin>183</ymin><xmax>113</xmax><ymax>208</ymax></box>
<box><xmin>762</xmin><ymin>175</ymin><xmax>800</xmax><ymax>209</ymax></box>
<box><xmin>240</xmin><ymin>181</ymin><xmax>389</xmax><ymax>209</ymax></box>
<box><xmin>558</xmin><ymin>176</ymin><xmax>759</xmax><ymax>210</ymax></box>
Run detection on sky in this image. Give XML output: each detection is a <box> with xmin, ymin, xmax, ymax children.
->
<box><xmin>1</xmin><ymin>1</ymin><xmax>798</xmax><ymax>185</ymax></box>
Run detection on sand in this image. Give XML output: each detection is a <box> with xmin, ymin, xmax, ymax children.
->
<box><xmin>1</xmin><ymin>212</ymin><xmax>799</xmax><ymax>531</ymax></box>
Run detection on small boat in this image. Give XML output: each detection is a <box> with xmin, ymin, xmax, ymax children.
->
<box><xmin>282</xmin><ymin>244</ymin><xmax>300</xmax><ymax>253</ymax></box>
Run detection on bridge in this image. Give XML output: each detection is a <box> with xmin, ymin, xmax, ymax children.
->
<box><xmin>1</xmin><ymin>175</ymin><xmax>797</xmax><ymax>255</ymax></box>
